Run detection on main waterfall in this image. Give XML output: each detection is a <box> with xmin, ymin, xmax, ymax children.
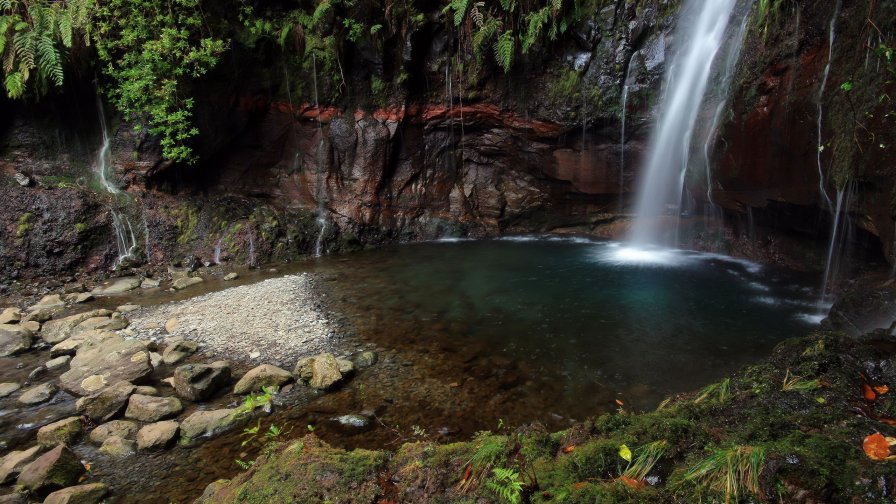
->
<box><xmin>628</xmin><ymin>0</ymin><xmax>745</xmax><ymax>247</ymax></box>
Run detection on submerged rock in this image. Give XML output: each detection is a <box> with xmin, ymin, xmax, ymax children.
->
<box><xmin>0</xmin><ymin>324</ymin><xmax>33</xmax><ymax>356</ymax></box>
<box><xmin>173</xmin><ymin>362</ymin><xmax>231</xmax><ymax>401</ymax></box>
<box><xmin>140</xmin><ymin>278</ymin><xmax>161</xmax><ymax>289</ymax></box>
<box><xmin>353</xmin><ymin>351</ymin><xmax>378</xmax><ymax>369</ymax></box>
<box><xmin>294</xmin><ymin>353</ymin><xmax>351</xmax><ymax>390</ymax></box>
<box><xmin>91</xmin><ymin>277</ymin><xmax>141</xmax><ymax>296</ymax></box>
<box><xmin>136</xmin><ymin>421</ymin><xmax>179</xmax><ymax>450</ymax></box>
<box><xmin>172</xmin><ymin>276</ymin><xmax>204</xmax><ymax>291</ymax></box>
<box><xmin>98</xmin><ymin>436</ymin><xmax>135</xmax><ymax>457</ymax></box>
<box><xmin>43</xmin><ymin>483</ymin><xmax>110</xmax><ymax>504</ymax></box>
<box><xmin>179</xmin><ymin>408</ymin><xmax>248</xmax><ymax>444</ymax></box>
<box><xmin>233</xmin><ymin>364</ymin><xmax>293</xmax><ymax>395</ymax></box>
<box><xmin>88</xmin><ymin>420</ymin><xmax>139</xmax><ymax>445</ymax></box>
<box><xmin>124</xmin><ymin>394</ymin><xmax>183</xmax><ymax>422</ymax></box>
<box><xmin>36</xmin><ymin>417</ymin><xmax>82</xmax><ymax>447</ymax></box>
<box><xmin>18</xmin><ymin>382</ymin><xmax>58</xmax><ymax>405</ymax></box>
<box><xmin>16</xmin><ymin>445</ymin><xmax>84</xmax><ymax>496</ymax></box>
<box><xmin>223</xmin><ymin>272</ymin><xmax>239</xmax><ymax>281</ymax></box>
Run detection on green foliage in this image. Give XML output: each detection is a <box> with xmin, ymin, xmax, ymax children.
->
<box><xmin>241</xmin><ymin>385</ymin><xmax>279</xmax><ymax>414</ymax></box>
<box><xmin>486</xmin><ymin>467</ymin><xmax>523</xmax><ymax>504</ymax></box>
<box><xmin>682</xmin><ymin>445</ymin><xmax>765</xmax><ymax>503</ymax></box>
<box><xmin>622</xmin><ymin>440</ymin><xmax>667</xmax><ymax>482</ymax></box>
<box><xmin>0</xmin><ymin>0</ymin><xmax>93</xmax><ymax>99</ymax></box>
<box><xmin>94</xmin><ymin>0</ymin><xmax>226</xmax><ymax>164</ymax></box>
<box><xmin>694</xmin><ymin>377</ymin><xmax>731</xmax><ymax>404</ymax></box>
<box><xmin>493</xmin><ymin>30</ymin><xmax>514</xmax><ymax>73</ymax></box>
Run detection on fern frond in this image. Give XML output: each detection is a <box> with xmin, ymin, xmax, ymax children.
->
<box><xmin>13</xmin><ymin>29</ymin><xmax>35</xmax><ymax>69</ymax></box>
<box><xmin>551</xmin><ymin>0</ymin><xmax>562</xmax><ymax>13</ymax></box>
<box><xmin>472</xmin><ymin>16</ymin><xmax>498</xmax><ymax>60</ymax></box>
<box><xmin>493</xmin><ymin>30</ymin><xmax>513</xmax><ymax>73</ymax></box>
<box><xmin>4</xmin><ymin>69</ymin><xmax>23</xmax><ymax>97</ymax></box>
<box><xmin>311</xmin><ymin>0</ymin><xmax>331</xmax><ymax>28</ymax></box>
<box><xmin>452</xmin><ymin>0</ymin><xmax>470</xmax><ymax>27</ymax></box>
<box><xmin>58</xmin><ymin>9</ymin><xmax>72</xmax><ymax>47</ymax></box>
<box><xmin>521</xmin><ymin>8</ymin><xmax>548</xmax><ymax>53</ymax></box>
<box><xmin>470</xmin><ymin>2</ymin><xmax>484</xmax><ymax>28</ymax></box>
<box><xmin>499</xmin><ymin>0</ymin><xmax>516</xmax><ymax>13</ymax></box>
<box><xmin>37</xmin><ymin>33</ymin><xmax>62</xmax><ymax>86</ymax></box>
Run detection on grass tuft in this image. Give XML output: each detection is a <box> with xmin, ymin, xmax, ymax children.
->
<box><xmin>682</xmin><ymin>445</ymin><xmax>765</xmax><ymax>504</ymax></box>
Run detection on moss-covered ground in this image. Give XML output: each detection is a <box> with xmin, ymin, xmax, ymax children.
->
<box><xmin>197</xmin><ymin>332</ymin><xmax>896</xmax><ymax>503</ymax></box>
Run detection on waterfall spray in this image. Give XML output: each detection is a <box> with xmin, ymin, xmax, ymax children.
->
<box><xmin>628</xmin><ymin>0</ymin><xmax>746</xmax><ymax>247</ymax></box>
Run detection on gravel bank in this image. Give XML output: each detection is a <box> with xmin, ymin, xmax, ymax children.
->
<box><xmin>128</xmin><ymin>274</ymin><xmax>336</xmax><ymax>366</ymax></box>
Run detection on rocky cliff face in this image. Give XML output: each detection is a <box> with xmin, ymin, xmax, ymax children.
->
<box><xmin>0</xmin><ymin>0</ymin><xmax>894</xmax><ymax>284</ymax></box>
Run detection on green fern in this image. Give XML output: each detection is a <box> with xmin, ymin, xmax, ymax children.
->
<box><xmin>499</xmin><ymin>0</ymin><xmax>516</xmax><ymax>13</ymax></box>
<box><xmin>493</xmin><ymin>30</ymin><xmax>514</xmax><ymax>73</ymax></box>
<box><xmin>472</xmin><ymin>16</ymin><xmax>499</xmax><ymax>60</ymax></box>
<box><xmin>486</xmin><ymin>467</ymin><xmax>523</xmax><ymax>504</ymax></box>
<box><xmin>522</xmin><ymin>7</ymin><xmax>549</xmax><ymax>53</ymax></box>
<box><xmin>448</xmin><ymin>0</ymin><xmax>471</xmax><ymax>27</ymax></box>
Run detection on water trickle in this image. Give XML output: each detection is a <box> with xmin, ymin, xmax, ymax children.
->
<box><xmin>815</xmin><ymin>0</ymin><xmax>842</xmax><ymax>212</ymax></box>
<box><xmin>213</xmin><ymin>238</ymin><xmax>223</xmax><ymax>265</ymax></box>
<box><xmin>820</xmin><ymin>181</ymin><xmax>855</xmax><ymax>306</ymax></box>
<box><xmin>93</xmin><ymin>96</ymin><xmax>139</xmax><ymax>266</ymax></box>
<box><xmin>618</xmin><ymin>52</ymin><xmax>637</xmax><ymax>214</ymax></box>
<box><xmin>311</xmin><ymin>54</ymin><xmax>329</xmax><ymax>257</ymax></box>
<box><xmin>628</xmin><ymin>0</ymin><xmax>745</xmax><ymax>247</ymax></box>
<box><xmin>248</xmin><ymin>230</ymin><xmax>257</xmax><ymax>268</ymax></box>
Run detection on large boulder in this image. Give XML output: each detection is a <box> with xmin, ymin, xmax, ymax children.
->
<box><xmin>59</xmin><ymin>334</ymin><xmax>152</xmax><ymax>396</ymax></box>
<box><xmin>91</xmin><ymin>277</ymin><xmax>141</xmax><ymax>296</ymax></box>
<box><xmin>0</xmin><ymin>324</ymin><xmax>32</xmax><ymax>356</ymax></box>
<box><xmin>75</xmin><ymin>381</ymin><xmax>135</xmax><ymax>422</ymax></box>
<box><xmin>16</xmin><ymin>445</ymin><xmax>84</xmax><ymax>496</ymax></box>
<box><xmin>233</xmin><ymin>364</ymin><xmax>293</xmax><ymax>395</ymax></box>
<box><xmin>18</xmin><ymin>382</ymin><xmax>58</xmax><ymax>405</ymax></box>
<box><xmin>136</xmin><ymin>421</ymin><xmax>179</xmax><ymax>450</ymax></box>
<box><xmin>27</xmin><ymin>295</ymin><xmax>65</xmax><ymax>312</ymax></box>
<box><xmin>294</xmin><ymin>353</ymin><xmax>352</xmax><ymax>390</ymax></box>
<box><xmin>173</xmin><ymin>362</ymin><xmax>230</xmax><ymax>401</ymax></box>
<box><xmin>161</xmin><ymin>339</ymin><xmax>198</xmax><ymax>365</ymax></box>
<box><xmin>172</xmin><ymin>276</ymin><xmax>204</xmax><ymax>291</ymax></box>
<box><xmin>43</xmin><ymin>483</ymin><xmax>110</xmax><ymax>504</ymax></box>
<box><xmin>36</xmin><ymin>417</ymin><xmax>82</xmax><ymax>447</ymax></box>
<box><xmin>70</xmin><ymin>313</ymin><xmax>128</xmax><ymax>335</ymax></box>
<box><xmin>49</xmin><ymin>329</ymin><xmax>117</xmax><ymax>358</ymax></box>
<box><xmin>124</xmin><ymin>394</ymin><xmax>183</xmax><ymax>422</ymax></box>
<box><xmin>179</xmin><ymin>408</ymin><xmax>248</xmax><ymax>444</ymax></box>
<box><xmin>88</xmin><ymin>420</ymin><xmax>139</xmax><ymax>445</ymax></box>
<box><xmin>0</xmin><ymin>446</ymin><xmax>41</xmax><ymax>484</ymax></box>
<box><xmin>41</xmin><ymin>310</ymin><xmax>113</xmax><ymax>345</ymax></box>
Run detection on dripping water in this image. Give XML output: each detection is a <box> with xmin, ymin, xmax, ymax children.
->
<box><xmin>213</xmin><ymin>238</ymin><xmax>223</xmax><ymax>265</ymax></box>
<box><xmin>820</xmin><ymin>181</ymin><xmax>855</xmax><ymax>307</ymax></box>
<box><xmin>619</xmin><ymin>52</ymin><xmax>637</xmax><ymax>214</ymax></box>
<box><xmin>815</xmin><ymin>0</ymin><xmax>842</xmax><ymax>212</ymax></box>
<box><xmin>312</xmin><ymin>54</ymin><xmax>329</xmax><ymax>257</ymax></box>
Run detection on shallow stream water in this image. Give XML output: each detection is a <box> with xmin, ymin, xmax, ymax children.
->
<box><xmin>0</xmin><ymin>237</ymin><xmax>823</xmax><ymax>502</ymax></box>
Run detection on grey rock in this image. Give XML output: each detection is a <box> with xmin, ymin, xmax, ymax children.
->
<box><xmin>0</xmin><ymin>382</ymin><xmax>21</xmax><ymax>397</ymax></box>
<box><xmin>13</xmin><ymin>172</ymin><xmax>31</xmax><ymax>187</ymax></box>
<box><xmin>223</xmin><ymin>272</ymin><xmax>239</xmax><ymax>281</ymax></box>
<box><xmin>134</xmin><ymin>385</ymin><xmax>158</xmax><ymax>396</ymax></box>
<box><xmin>116</xmin><ymin>304</ymin><xmax>140</xmax><ymax>313</ymax></box>
<box><xmin>16</xmin><ymin>445</ymin><xmax>84</xmax><ymax>496</ymax></box>
<box><xmin>136</xmin><ymin>421</ymin><xmax>179</xmax><ymax>450</ymax></box>
<box><xmin>179</xmin><ymin>408</ymin><xmax>247</xmax><ymax>444</ymax></box>
<box><xmin>36</xmin><ymin>417</ymin><xmax>82</xmax><ymax>447</ymax></box>
<box><xmin>43</xmin><ymin>483</ymin><xmax>110</xmax><ymax>504</ymax></box>
<box><xmin>173</xmin><ymin>362</ymin><xmax>230</xmax><ymax>401</ymax></box>
<box><xmin>172</xmin><ymin>276</ymin><xmax>204</xmax><ymax>291</ymax></box>
<box><xmin>88</xmin><ymin>420</ymin><xmax>138</xmax><ymax>445</ymax></box>
<box><xmin>41</xmin><ymin>310</ymin><xmax>113</xmax><ymax>345</ymax></box>
<box><xmin>124</xmin><ymin>394</ymin><xmax>183</xmax><ymax>422</ymax></box>
<box><xmin>98</xmin><ymin>436</ymin><xmax>135</xmax><ymax>457</ymax></box>
<box><xmin>233</xmin><ymin>364</ymin><xmax>293</xmax><ymax>395</ymax></box>
<box><xmin>294</xmin><ymin>353</ymin><xmax>348</xmax><ymax>390</ymax></box>
<box><xmin>59</xmin><ymin>334</ymin><xmax>151</xmax><ymax>396</ymax></box>
<box><xmin>0</xmin><ymin>307</ymin><xmax>22</xmax><ymax>324</ymax></box>
<box><xmin>162</xmin><ymin>339</ymin><xmax>198</xmax><ymax>365</ymax></box>
<box><xmin>27</xmin><ymin>295</ymin><xmax>65</xmax><ymax>312</ymax></box>
<box><xmin>0</xmin><ymin>446</ymin><xmax>41</xmax><ymax>484</ymax></box>
<box><xmin>18</xmin><ymin>382</ymin><xmax>58</xmax><ymax>405</ymax></box>
<box><xmin>354</xmin><ymin>351</ymin><xmax>378</xmax><ymax>368</ymax></box>
<box><xmin>45</xmin><ymin>356</ymin><xmax>71</xmax><ymax>371</ymax></box>
<box><xmin>140</xmin><ymin>278</ymin><xmax>161</xmax><ymax>289</ymax></box>
<box><xmin>20</xmin><ymin>320</ymin><xmax>40</xmax><ymax>332</ymax></box>
<box><xmin>91</xmin><ymin>277</ymin><xmax>141</xmax><ymax>296</ymax></box>
<box><xmin>0</xmin><ymin>324</ymin><xmax>33</xmax><ymax>356</ymax></box>
<box><xmin>75</xmin><ymin>381</ymin><xmax>135</xmax><ymax>422</ymax></box>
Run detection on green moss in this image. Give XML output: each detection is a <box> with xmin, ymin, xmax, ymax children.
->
<box><xmin>74</xmin><ymin>222</ymin><xmax>88</xmax><ymax>233</ymax></box>
<box><xmin>175</xmin><ymin>206</ymin><xmax>199</xmax><ymax>245</ymax></box>
<box><xmin>16</xmin><ymin>212</ymin><xmax>32</xmax><ymax>238</ymax></box>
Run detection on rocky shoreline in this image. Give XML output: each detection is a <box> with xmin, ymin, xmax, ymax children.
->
<box><xmin>0</xmin><ymin>269</ymin><xmax>378</xmax><ymax>503</ymax></box>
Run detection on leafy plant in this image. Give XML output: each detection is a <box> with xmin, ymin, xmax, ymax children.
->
<box><xmin>486</xmin><ymin>467</ymin><xmax>523</xmax><ymax>504</ymax></box>
<box><xmin>458</xmin><ymin>432</ymin><xmax>507</xmax><ymax>493</ymax></box>
<box><xmin>0</xmin><ymin>0</ymin><xmax>93</xmax><ymax>98</ymax></box>
<box><xmin>682</xmin><ymin>445</ymin><xmax>766</xmax><ymax>504</ymax></box>
<box><xmin>241</xmin><ymin>385</ymin><xmax>279</xmax><ymax>413</ymax></box>
<box><xmin>94</xmin><ymin>0</ymin><xmax>226</xmax><ymax>163</ymax></box>
<box><xmin>781</xmin><ymin>369</ymin><xmax>820</xmax><ymax>392</ymax></box>
<box><xmin>695</xmin><ymin>378</ymin><xmax>731</xmax><ymax>404</ymax></box>
<box><xmin>622</xmin><ymin>440</ymin><xmax>667</xmax><ymax>483</ymax></box>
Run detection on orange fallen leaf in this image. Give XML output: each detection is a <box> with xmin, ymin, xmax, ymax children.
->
<box><xmin>615</xmin><ymin>399</ymin><xmax>625</xmax><ymax>407</ymax></box>
<box><xmin>562</xmin><ymin>444</ymin><xmax>576</xmax><ymax>454</ymax></box>
<box><xmin>573</xmin><ymin>481</ymin><xmax>589</xmax><ymax>490</ymax></box>
<box><xmin>449</xmin><ymin>382</ymin><xmax>460</xmax><ymax>388</ymax></box>
<box><xmin>462</xmin><ymin>463</ymin><xmax>472</xmax><ymax>482</ymax></box>
<box><xmin>862</xmin><ymin>382</ymin><xmax>877</xmax><ymax>402</ymax></box>
<box><xmin>619</xmin><ymin>475</ymin><xmax>646</xmax><ymax>489</ymax></box>
<box><xmin>874</xmin><ymin>384</ymin><xmax>890</xmax><ymax>395</ymax></box>
<box><xmin>863</xmin><ymin>433</ymin><xmax>896</xmax><ymax>461</ymax></box>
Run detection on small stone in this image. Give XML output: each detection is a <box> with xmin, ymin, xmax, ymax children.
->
<box><xmin>18</xmin><ymin>382</ymin><xmax>58</xmax><ymax>405</ymax></box>
<box><xmin>162</xmin><ymin>339</ymin><xmax>197</xmax><ymax>365</ymax></box>
<box><xmin>223</xmin><ymin>272</ymin><xmax>239</xmax><ymax>281</ymax></box>
<box><xmin>0</xmin><ymin>446</ymin><xmax>41</xmax><ymax>484</ymax></box>
<box><xmin>354</xmin><ymin>351</ymin><xmax>378</xmax><ymax>368</ymax></box>
<box><xmin>164</xmin><ymin>318</ymin><xmax>179</xmax><ymax>333</ymax></box>
<box><xmin>88</xmin><ymin>420</ymin><xmax>138</xmax><ymax>445</ymax></box>
<box><xmin>20</xmin><ymin>320</ymin><xmax>40</xmax><ymax>332</ymax></box>
<box><xmin>27</xmin><ymin>365</ymin><xmax>47</xmax><ymax>381</ymax></box>
<box><xmin>172</xmin><ymin>276</ymin><xmax>204</xmax><ymax>291</ymax></box>
<box><xmin>140</xmin><ymin>278</ymin><xmax>161</xmax><ymax>289</ymax></box>
<box><xmin>91</xmin><ymin>277</ymin><xmax>141</xmax><ymax>296</ymax></box>
<box><xmin>0</xmin><ymin>307</ymin><xmax>22</xmax><ymax>324</ymax></box>
<box><xmin>45</xmin><ymin>355</ymin><xmax>71</xmax><ymax>371</ymax></box>
<box><xmin>63</xmin><ymin>283</ymin><xmax>86</xmax><ymax>294</ymax></box>
<box><xmin>0</xmin><ymin>382</ymin><xmax>21</xmax><ymax>397</ymax></box>
<box><xmin>233</xmin><ymin>364</ymin><xmax>293</xmax><ymax>395</ymax></box>
<box><xmin>149</xmin><ymin>352</ymin><xmax>163</xmax><ymax>369</ymax></box>
<box><xmin>43</xmin><ymin>483</ymin><xmax>110</xmax><ymax>504</ymax></box>
<box><xmin>116</xmin><ymin>304</ymin><xmax>140</xmax><ymax>313</ymax></box>
<box><xmin>0</xmin><ymin>324</ymin><xmax>33</xmax><ymax>356</ymax></box>
<box><xmin>173</xmin><ymin>362</ymin><xmax>231</xmax><ymax>401</ymax></box>
<box><xmin>23</xmin><ymin>308</ymin><xmax>54</xmax><ymax>324</ymax></box>
<box><xmin>98</xmin><ymin>436</ymin><xmax>135</xmax><ymax>457</ymax></box>
<box><xmin>36</xmin><ymin>417</ymin><xmax>82</xmax><ymax>447</ymax></box>
<box><xmin>134</xmin><ymin>386</ymin><xmax>158</xmax><ymax>396</ymax></box>
<box><xmin>124</xmin><ymin>394</ymin><xmax>183</xmax><ymax>422</ymax></box>
<box><xmin>13</xmin><ymin>172</ymin><xmax>31</xmax><ymax>187</ymax></box>
<box><xmin>27</xmin><ymin>295</ymin><xmax>65</xmax><ymax>312</ymax></box>
<box><xmin>72</xmin><ymin>293</ymin><xmax>94</xmax><ymax>304</ymax></box>
<box><xmin>16</xmin><ymin>445</ymin><xmax>84</xmax><ymax>495</ymax></box>
<box><xmin>136</xmin><ymin>421</ymin><xmax>179</xmax><ymax>450</ymax></box>
<box><xmin>294</xmin><ymin>353</ymin><xmax>347</xmax><ymax>390</ymax></box>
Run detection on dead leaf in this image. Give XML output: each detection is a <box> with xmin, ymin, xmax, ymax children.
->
<box><xmin>573</xmin><ymin>482</ymin><xmax>589</xmax><ymax>490</ymax></box>
<box><xmin>874</xmin><ymin>384</ymin><xmax>890</xmax><ymax>395</ymax></box>
<box><xmin>863</xmin><ymin>433</ymin><xmax>896</xmax><ymax>461</ymax></box>
<box><xmin>562</xmin><ymin>444</ymin><xmax>576</xmax><ymax>454</ymax></box>
<box><xmin>462</xmin><ymin>463</ymin><xmax>472</xmax><ymax>482</ymax></box>
<box><xmin>862</xmin><ymin>382</ymin><xmax>877</xmax><ymax>402</ymax></box>
<box><xmin>449</xmin><ymin>382</ymin><xmax>460</xmax><ymax>388</ymax></box>
<box><xmin>619</xmin><ymin>475</ymin><xmax>646</xmax><ymax>489</ymax></box>
<box><xmin>615</xmin><ymin>399</ymin><xmax>625</xmax><ymax>407</ymax></box>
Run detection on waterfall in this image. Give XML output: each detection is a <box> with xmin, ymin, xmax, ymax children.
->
<box><xmin>311</xmin><ymin>54</ymin><xmax>329</xmax><ymax>257</ymax></box>
<box><xmin>93</xmin><ymin>96</ymin><xmax>139</xmax><ymax>266</ymax></box>
<box><xmin>618</xmin><ymin>53</ymin><xmax>637</xmax><ymax>214</ymax></box>
<box><xmin>815</xmin><ymin>0</ymin><xmax>842</xmax><ymax>212</ymax></box>
<box><xmin>213</xmin><ymin>238</ymin><xmax>223</xmax><ymax>265</ymax></box>
<box><xmin>628</xmin><ymin>0</ymin><xmax>746</xmax><ymax>247</ymax></box>
<box><xmin>820</xmin><ymin>181</ymin><xmax>855</xmax><ymax>306</ymax></box>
